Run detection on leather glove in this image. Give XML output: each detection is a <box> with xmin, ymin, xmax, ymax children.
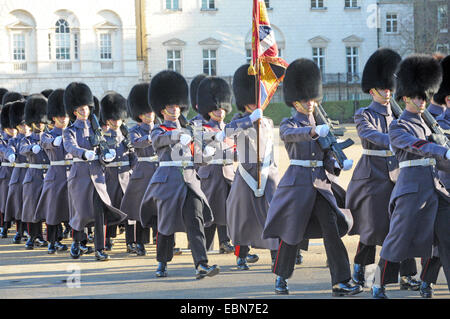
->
<box><xmin>32</xmin><ymin>145</ymin><xmax>41</xmax><ymax>154</ymax></box>
<box><xmin>315</xmin><ymin>124</ymin><xmax>330</xmax><ymax>137</ymax></box>
<box><xmin>84</xmin><ymin>150</ymin><xmax>96</xmax><ymax>161</ymax></box>
<box><xmin>103</xmin><ymin>152</ymin><xmax>115</xmax><ymax>162</ymax></box>
<box><xmin>215</xmin><ymin>131</ymin><xmax>225</xmax><ymax>143</ymax></box>
<box><xmin>342</xmin><ymin>159</ymin><xmax>353</xmax><ymax>171</ymax></box>
<box><xmin>53</xmin><ymin>136</ymin><xmax>63</xmax><ymax>147</ymax></box>
<box><xmin>249</xmin><ymin>108</ymin><xmax>263</xmax><ymax>123</ymax></box>
<box><xmin>8</xmin><ymin>154</ymin><xmax>16</xmax><ymax>163</ymax></box>
<box><xmin>179</xmin><ymin>134</ymin><xmax>192</xmax><ymax>146</ymax></box>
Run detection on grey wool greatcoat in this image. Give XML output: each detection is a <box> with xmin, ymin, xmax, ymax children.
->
<box><xmin>436</xmin><ymin>108</ymin><xmax>450</xmax><ymax>190</ymax></box>
<box><xmin>380</xmin><ymin>110</ymin><xmax>450</xmax><ymax>262</ymax></box>
<box><xmin>120</xmin><ymin>123</ymin><xmax>158</xmax><ymax>222</ymax></box>
<box><xmin>0</xmin><ymin>134</ymin><xmax>14</xmax><ymax>215</ymax></box>
<box><xmin>224</xmin><ymin>113</ymin><xmax>279</xmax><ymax>250</ymax></box>
<box><xmin>34</xmin><ymin>128</ymin><xmax>72</xmax><ymax>225</ymax></box>
<box><xmin>139</xmin><ymin>120</ymin><xmax>213</xmax><ymax>236</ymax></box>
<box><xmin>104</xmin><ymin>129</ymin><xmax>135</xmax><ymax>208</ymax></box>
<box><xmin>63</xmin><ymin>119</ymin><xmax>127</xmax><ymax>232</ymax></box>
<box><xmin>263</xmin><ymin>112</ymin><xmax>353</xmax><ymax>246</ymax></box>
<box><xmin>4</xmin><ymin>134</ymin><xmax>28</xmax><ymax>222</ymax></box>
<box><xmin>197</xmin><ymin>119</ymin><xmax>236</xmax><ymax>226</ymax></box>
<box><xmin>346</xmin><ymin>102</ymin><xmax>399</xmax><ymax>246</ymax></box>
<box><xmin>20</xmin><ymin>132</ymin><xmax>50</xmax><ymax>223</ymax></box>
<box><xmin>427</xmin><ymin>103</ymin><xmax>445</xmax><ymax>118</ymax></box>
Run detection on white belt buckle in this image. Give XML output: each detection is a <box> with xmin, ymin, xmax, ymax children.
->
<box><xmin>181</xmin><ymin>160</ymin><xmax>189</xmax><ymax>168</ymax></box>
<box><xmin>310</xmin><ymin>160</ymin><xmax>318</xmax><ymax>168</ymax></box>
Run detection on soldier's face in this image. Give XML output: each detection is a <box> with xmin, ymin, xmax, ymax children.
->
<box><xmin>53</xmin><ymin>116</ymin><xmax>70</xmax><ymax>129</ymax></box>
<box><xmin>404</xmin><ymin>96</ymin><xmax>426</xmax><ymax>113</ymax></box>
<box><xmin>17</xmin><ymin>123</ymin><xmax>30</xmax><ymax>135</ymax></box>
<box><xmin>74</xmin><ymin>105</ymin><xmax>90</xmax><ymax>120</ymax></box>
<box><xmin>162</xmin><ymin>105</ymin><xmax>180</xmax><ymax>121</ymax></box>
<box><xmin>4</xmin><ymin>128</ymin><xmax>17</xmax><ymax>137</ymax></box>
<box><xmin>209</xmin><ymin>109</ymin><xmax>226</xmax><ymax>121</ymax></box>
<box><xmin>32</xmin><ymin>123</ymin><xmax>46</xmax><ymax>132</ymax></box>
<box><xmin>139</xmin><ymin>112</ymin><xmax>155</xmax><ymax>124</ymax></box>
<box><xmin>294</xmin><ymin>100</ymin><xmax>317</xmax><ymax>114</ymax></box>
<box><xmin>107</xmin><ymin>119</ymin><xmax>122</xmax><ymax>130</ymax></box>
<box><xmin>371</xmin><ymin>89</ymin><xmax>391</xmax><ymax>105</ymax></box>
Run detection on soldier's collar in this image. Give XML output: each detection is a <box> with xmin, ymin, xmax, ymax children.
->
<box><xmin>443</xmin><ymin>107</ymin><xmax>450</xmax><ymax>119</ymax></box>
<box><xmin>162</xmin><ymin>120</ymin><xmax>181</xmax><ymax>129</ymax></box>
<box><xmin>74</xmin><ymin>119</ymin><xmax>91</xmax><ymax>129</ymax></box>
<box><xmin>428</xmin><ymin>103</ymin><xmax>445</xmax><ymax>114</ymax></box>
<box><xmin>293</xmin><ymin>111</ymin><xmax>315</xmax><ymax>126</ymax></box>
<box><xmin>52</xmin><ymin>127</ymin><xmax>63</xmax><ymax>135</ymax></box>
<box><xmin>401</xmin><ymin>109</ymin><xmax>423</xmax><ymax>125</ymax></box>
<box><xmin>140</xmin><ymin>122</ymin><xmax>151</xmax><ymax>132</ymax></box>
<box><xmin>369</xmin><ymin>101</ymin><xmax>392</xmax><ymax>116</ymax></box>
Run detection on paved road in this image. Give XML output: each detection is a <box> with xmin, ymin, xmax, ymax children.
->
<box><xmin>0</xmin><ymin>125</ymin><xmax>448</xmax><ymax>299</ymax></box>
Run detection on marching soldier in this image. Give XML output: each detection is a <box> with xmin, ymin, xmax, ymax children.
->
<box><xmin>426</xmin><ymin>53</ymin><xmax>446</xmax><ymax>118</ymax></box>
<box><xmin>263</xmin><ymin>59</ymin><xmax>360</xmax><ymax>296</ymax></box>
<box><xmin>0</xmin><ymin>102</ymin><xmax>16</xmax><ymax>238</ymax></box>
<box><xmin>346</xmin><ymin>48</ymin><xmax>420</xmax><ymax>290</ymax></box>
<box><xmin>196</xmin><ymin>76</ymin><xmax>235</xmax><ymax>254</ymax></box>
<box><xmin>216</xmin><ymin>64</ymin><xmax>279</xmax><ymax>270</ymax></box>
<box><xmin>100</xmin><ymin>92</ymin><xmax>137</xmax><ymax>252</ymax></box>
<box><xmin>120</xmin><ymin>83</ymin><xmax>155</xmax><ymax>254</ymax></box>
<box><xmin>372</xmin><ymin>54</ymin><xmax>450</xmax><ymax>298</ymax></box>
<box><xmin>63</xmin><ymin>82</ymin><xmax>127</xmax><ymax>261</ymax></box>
<box><xmin>34</xmin><ymin>89</ymin><xmax>71</xmax><ymax>254</ymax></box>
<box><xmin>20</xmin><ymin>94</ymin><xmax>50</xmax><ymax>250</ymax></box>
<box><xmin>189</xmin><ymin>74</ymin><xmax>208</xmax><ymax>125</ymax></box>
<box><xmin>140</xmin><ymin>70</ymin><xmax>219</xmax><ymax>279</ymax></box>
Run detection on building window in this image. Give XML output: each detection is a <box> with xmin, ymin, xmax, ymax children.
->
<box><xmin>438</xmin><ymin>5</ymin><xmax>448</xmax><ymax>33</ymax></box>
<box><xmin>48</xmin><ymin>33</ymin><xmax>52</xmax><ymax>60</ymax></box>
<box><xmin>74</xmin><ymin>33</ymin><xmax>79</xmax><ymax>60</ymax></box>
<box><xmin>167</xmin><ymin>49</ymin><xmax>182</xmax><ymax>73</ymax></box>
<box><xmin>437</xmin><ymin>43</ymin><xmax>449</xmax><ymax>55</ymax></box>
<box><xmin>311</xmin><ymin>0</ymin><xmax>324</xmax><ymax>9</ymax></box>
<box><xmin>55</xmin><ymin>19</ymin><xmax>71</xmax><ymax>60</ymax></box>
<box><xmin>12</xmin><ymin>34</ymin><xmax>26</xmax><ymax>61</ymax></box>
<box><xmin>100</xmin><ymin>33</ymin><xmax>112</xmax><ymax>60</ymax></box>
<box><xmin>386</xmin><ymin>13</ymin><xmax>398</xmax><ymax>33</ymax></box>
<box><xmin>202</xmin><ymin>0</ymin><xmax>215</xmax><ymax>10</ymax></box>
<box><xmin>346</xmin><ymin>46</ymin><xmax>359</xmax><ymax>77</ymax></box>
<box><xmin>166</xmin><ymin>0</ymin><xmax>180</xmax><ymax>10</ymax></box>
<box><xmin>203</xmin><ymin>49</ymin><xmax>216</xmax><ymax>76</ymax></box>
<box><xmin>312</xmin><ymin>47</ymin><xmax>325</xmax><ymax>75</ymax></box>
<box><xmin>345</xmin><ymin>0</ymin><xmax>358</xmax><ymax>8</ymax></box>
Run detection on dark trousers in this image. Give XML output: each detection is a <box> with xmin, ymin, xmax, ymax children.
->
<box><xmin>156</xmin><ymin>189</ymin><xmax>208</xmax><ymax>268</ymax></box>
<box><xmin>26</xmin><ymin>222</ymin><xmax>43</xmax><ymax>240</ymax></box>
<box><xmin>0</xmin><ymin>212</ymin><xmax>11</xmax><ymax>230</ymax></box>
<box><xmin>205</xmin><ymin>223</ymin><xmax>230</xmax><ymax>251</ymax></box>
<box><xmin>125</xmin><ymin>221</ymin><xmax>150</xmax><ymax>245</ymax></box>
<box><xmin>420</xmin><ymin>257</ymin><xmax>442</xmax><ymax>284</ymax></box>
<box><xmin>354</xmin><ymin>241</ymin><xmax>417</xmax><ymax>276</ymax></box>
<box><xmin>273</xmin><ymin>193</ymin><xmax>351</xmax><ymax>285</ymax></box>
<box><xmin>435</xmin><ymin>194</ymin><xmax>450</xmax><ymax>290</ymax></box>
<box><xmin>16</xmin><ymin>220</ymin><xmax>24</xmax><ymax>236</ymax></box>
<box><xmin>234</xmin><ymin>245</ymin><xmax>277</xmax><ymax>261</ymax></box>
<box><xmin>46</xmin><ymin>224</ymin><xmax>63</xmax><ymax>244</ymax></box>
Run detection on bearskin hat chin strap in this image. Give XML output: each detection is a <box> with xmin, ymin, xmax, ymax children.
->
<box><xmin>293</xmin><ymin>101</ymin><xmax>315</xmax><ymax>115</ymax></box>
<box><xmin>370</xmin><ymin>88</ymin><xmax>390</xmax><ymax>104</ymax></box>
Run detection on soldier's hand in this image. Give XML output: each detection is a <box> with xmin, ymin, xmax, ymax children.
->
<box><xmin>147</xmin><ymin>134</ymin><xmax>152</xmax><ymax>142</ymax></box>
<box><xmin>103</xmin><ymin>152</ymin><xmax>115</xmax><ymax>162</ymax></box>
<box><xmin>203</xmin><ymin>145</ymin><xmax>215</xmax><ymax>157</ymax></box>
<box><xmin>430</xmin><ymin>133</ymin><xmax>447</xmax><ymax>146</ymax></box>
<box><xmin>84</xmin><ymin>150</ymin><xmax>96</xmax><ymax>161</ymax></box>
<box><xmin>214</xmin><ymin>131</ymin><xmax>225</xmax><ymax>143</ymax></box>
<box><xmin>179</xmin><ymin>134</ymin><xmax>192</xmax><ymax>146</ymax></box>
<box><xmin>53</xmin><ymin>136</ymin><xmax>63</xmax><ymax>147</ymax></box>
<box><xmin>8</xmin><ymin>154</ymin><xmax>16</xmax><ymax>163</ymax></box>
<box><xmin>249</xmin><ymin>108</ymin><xmax>263</xmax><ymax>123</ymax></box>
<box><xmin>342</xmin><ymin>159</ymin><xmax>353</xmax><ymax>171</ymax></box>
<box><xmin>32</xmin><ymin>145</ymin><xmax>41</xmax><ymax>154</ymax></box>
<box><xmin>315</xmin><ymin>124</ymin><xmax>330</xmax><ymax>137</ymax></box>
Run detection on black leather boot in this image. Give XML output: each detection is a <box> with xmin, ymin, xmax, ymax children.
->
<box><xmin>70</xmin><ymin>241</ymin><xmax>81</xmax><ymax>259</ymax></box>
<box><xmin>95</xmin><ymin>249</ymin><xmax>110</xmax><ymax>261</ymax></box>
<box><xmin>371</xmin><ymin>285</ymin><xmax>388</xmax><ymax>299</ymax></box>
<box><xmin>275</xmin><ymin>276</ymin><xmax>289</xmax><ymax>295</ymax></box>
<box><xmin>236</xmin><ymin>257</ymin><xmax>249</xmax><ymax>270</ymax></box>
<box><xmin>400</xmin><ymin>276</ymin><xmax>421</xmax><ymax>291</ymax></box>
<box><xmin>156</xmin><ymin>262</ymin><xmax>168</xmax><ymax>277</ymax></box>
<box><xmin>196</xmin><ymin>264</ymin><xmax>220</xmax><ymax>280</ymax></box>
<box><xmin>419</xmin><ymin>281</ymin><xmax>433</xmax><ymax>298</ymax></box>
<box><xmin>352</xmin><ymin>263</ymin><xmax>365</xmax><ymax>286</ymax></box>
<box><xmin>332</xmin><ymin>281</ymin><xmax>363</xmax><ymax>297</ymax></box>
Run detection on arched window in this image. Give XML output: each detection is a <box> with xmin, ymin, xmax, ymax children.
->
<box><xmin>55</xmin><ymin>19</ymin><xmax>70</xmax><ymax>60</ymax></box>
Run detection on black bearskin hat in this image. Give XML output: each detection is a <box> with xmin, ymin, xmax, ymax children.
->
<box><xmin>149</xmin><ymin>70</ymin><xmax>189</xmax><ymax>118</ymax></box>
<box><xmin>1</xmin><ymin>103</ymin><xmax>12</xmax><ymax>129</ymax></box>
<box><xmin>2</xmin><ymin>91</ymin><xmax>23</xmax><ymax>106</ymax></box>
<box><xmin>100</xmin><ymin>92</ymin><xmax>128</xmax><ymax>122</ymax></box>
<box><xmin>41</xmin><ymin>89</ymin><xmax>54</xmax><ymax>98</ymax></box>
<box><xmin>232</xmin><ymin>64</ymin><xmax>256</xmax><ymax>112</ymax></box>
<box><xmin>283</xmin><ymin>58</ymin><xmax>322</xmax><ymax>107</ymax></box>
<box><xmin>47</xmin><ymin>89</ymin><xmax>67</xmax><ymax>120</ymax></box>
<box><xmin>24</xmin><ymin>94</ymin><xmax>48</xmax><ymax>125</ymax></box>
<box><xmin>361</xmin><ymin>48</ymin><xmax>402</xmax><ymax>94</ymax></box>
<box><xmin>9</xmin><ymin>100</ymin><xmax>26</xmax><ymax>128</ymax></box>
<box><xmin>0</xmin><ymin>88</ymin><xmax>8</xmax><ymax>107</ymax></box>
<box><xmin>64</xmin><ymin>82</ymin><xmax>94</xmax><ymax>117</ymax></box>
<box><xmin>128</xmin><ymin>83</ymin><xmax>152</xmax><ymax>122</ymax></box>
<box><xmin>395</xmin><ymin>54</ymin><xmax>443</xmax><ymax>102</ymax></box>
<box><xmin>197</xmin><ymin>77</ymin><xmax>232</xmax><ymax>120</ymax></box>
<box><xmin>190</xmin><ymin>74</ymin><xmax>208</xmax><ymax>111</ymax></box>
<box><xmin>434</xmin><ymin>55</ymin><xmax>450</xmax><ymax>105</ymax></box>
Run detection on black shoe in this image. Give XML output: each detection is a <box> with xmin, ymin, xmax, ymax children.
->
<box><xmin>173</xmin><ymin>247</ymin><xmax>182</xmax><ymax>256</ymax></box>
<box><xmin>63</xmin><ymin>227</ymin><xmax>71</xmax><ymax>239</ymax></box>
<box><xmin>35</xmin><ymin>237</ymin><xmax>48</xmax><ymax>247</ymax></box>
<box><xmin>80</xmin><ymin>244</ymin><xmax>94</xmax><ymax>255</ymax></box>
<box><xmin>156</xmin><ymin>262</ymin><xmax>168</xmax><ymax>277</ymax></box>
<box><xmin>419</xmin><ymin>282</ymin><xmax>433</xmax><ymax>298</ymax></box>
<box><xmin>219</xmin><ymin>241</ymin><xmax>235</xmax><ymax>254</ymax></box>
<box><xmin>352</xmin><ymin>263</ymin><xmax>365</xmax><ymax>286</ymax></box>
<box><xmin>55</xmin><ymin>241</ymin><xmax>68</xmax><ymax>251</ymax></box>
<box><xmin>87</xmin><ymin>234</ymin><xmax>94</xmax><ymax>243</ymax></box>
<box><xmin>400</xmin><ymin>276</ymin><xmax>421</xmax><ymax>291</ymax></box>
<box><xmin>196</xmin><ymin>264</ymin><xmax>220</xmax><ymax>280</ymax></box>
<box><xmin>12</xmin><ymin>232</ymin><xmax>22</xmax><ymax>244</ymax></box>
<box><xmin>70</xmin><ymin>241</ymin><xmax>81</xmax><ymax>259</ymax></box>
<box><xmin>25</xmin><ymin>238</ymin><xmax>34</xmax><ymax>250</ymax></box>
<box><xmin>104</xmin><ymin>238</ymin><xmax>113</xmax><ymax>251</ymax></box>
<box><xmin>246</xmin><ymin>253</ymin><xmax>259</xmax><ymax>264</ymax></box>
<box><xmin>0</xmin><ymin>228</ymin><xmax>8</xmax><ymax>238</ymax></box>
<box><xmin>295</xmin><ymin>251</ymin><xmax>303</xmax><ymax>265</ymax></box>
<box><xmin>236</xmin><ymin>257</ymin><xmax>249</xmax><ymax>270</ymax></box>
<box><xmin>127</xmin><ymin>243</ymin><xmax>137</xmax><ymax>254</ymax></box>
<box><xmin>275</xmin><ymin>276</ymin><xmax>289</xmax><ymax>295</ymax></box>
<box><xmin>48</xmin><ymin>243</ymin><xmax>56</xmax><ymax>254</ymax></box>
<box><xmin>332</xmin><ymin>281</ymin><xmax>363</xmax><ymax>297</ymax></box>
<box><xmin>136</xmin><ymin>243</ymin><xmax>146</xmax><ymax>256</ymax></box>
<box><xmin>371</xmin><ymin>285</ymin><xmax>388</xmax><ymax>299</ymax></box>
<box><xmin>95</xmin><ymin>249</ymin><xmax>110</xmax><ymax>261</ymax></box>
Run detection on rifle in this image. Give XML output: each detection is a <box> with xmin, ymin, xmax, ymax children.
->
<box><xmin>89</xmin><ymin>113</ymin><xmax>111</xmax><ymax>164</ymax></box>
<box><xmin>314</xmin><ymin>103</ymin><xmax>355</xmax><ymax>168</ymax></box>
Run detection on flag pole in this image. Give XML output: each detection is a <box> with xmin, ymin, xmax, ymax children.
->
<box><xmin>253</xmin><ymin>0</ymin><xmax>262</xmax><ymax>189</ymax></box>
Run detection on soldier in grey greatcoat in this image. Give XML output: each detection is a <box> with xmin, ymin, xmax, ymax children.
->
<box><xmin>426</xmin><ymin>54</ymin><xmax>446</xmax><ymax>118</ymax></box>
<box><xmin>120</xmin><ymin>83</ymin><xmax>156</xmax><ymax>254</ymax></box>
<box><xmin>62</xmin><ymin>82</ymin><xmax>127</xmax><ymax>261</ymax></box>
<box><xmin>189</xmin><ymin>74</ymin><xmax>208</xmax><ymax>125</ymax></box>
<box><xmin>100</xmin><ymin>92</ymin><xmax>137</xmax><ymax>252</ymax></box>
<box><xmin>196</xmin><ymin>76</ymin><xmax>235</xmax><ymax>254</ymax></box>
<box><xmin>346</xmin><ymin>48</ymin><xmax>420</xmax><ymax>290</ymax></box>
<box><xmin>34</xmin><ymin>89</ymin><xmax>71</xmax><ymax>254</ymax></box>
<box><xmin>372</xmin><ymin>54</ymin><xmax>450</xmax><ymax>298</ymax></box>
<box><xmin>262</xmin><ymin>59</ymin><xmax>360</xmax><ymax>296</ymax></box>
<box><xmin>140</xmin><ymin>70</ymin><xmax>219</xmax><ymax>280</ymax></box>
<box><xmin>216</xmin><ymin>64</ymin><xmax>279</xmax><ymax>271</ymax></box>
<box><xmin>20</xmin><ymin>94</ymin><xmax>51</xmax><ymax>250</ymax></box>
